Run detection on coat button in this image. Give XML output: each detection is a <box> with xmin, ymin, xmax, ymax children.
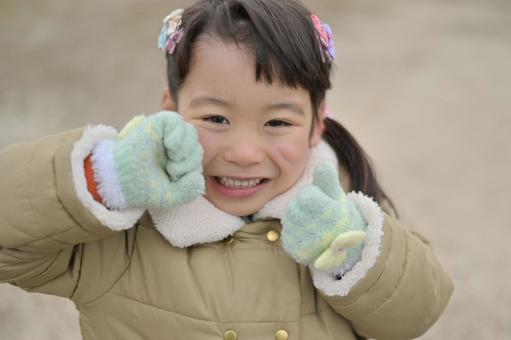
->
<box><xmin>223</xmin><ymin>235</ymin><xmax>234</xmax><ymax>245</ymax></box>
<box><xmin>266</xmin><ymin>230</ymin><xmax>280</xmax><ymax>242</ymax></box>
<box><xmin>275</xmin><ymin>329</ymin><xmax>289</xmax><ymax>340</ymax></box>
<box><xmin>223</xmin><ymin>329</ymin><xmax>238</xmax><ymax>340</ymax></box>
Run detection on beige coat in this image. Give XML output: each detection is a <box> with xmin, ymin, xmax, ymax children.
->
<box><xmin>0</xmin><ymin>127</ymin><xmax>453</xmax><ymax>340</ymax></box>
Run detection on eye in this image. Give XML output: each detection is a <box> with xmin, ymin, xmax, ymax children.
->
<box><xmin>203</xmin><ymin>115</ymin><xmax>230</xmax><ymax>125</ymax></box>
<box><xmin>265</xmin><ymin>119</ymin><xmax>292</xmax><ymax>127</ymax></box>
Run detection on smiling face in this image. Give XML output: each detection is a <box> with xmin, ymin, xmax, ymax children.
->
<box><xmin>171</xmin><ymin>37</ymin><xmax>323</xmax><ymax>216</ymax></box>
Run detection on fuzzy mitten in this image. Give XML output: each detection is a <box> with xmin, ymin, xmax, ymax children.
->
<box><xmin>281</xmin><ymin>162</ymin><xmax>367</xmax><ymax>272</ymax></box>
<box><xmin>91</xmin><ymin>111</ymin><xmax>204</xmax><ymax>210</ymax></box>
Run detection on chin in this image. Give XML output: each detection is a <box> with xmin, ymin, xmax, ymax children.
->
<box><xmin>214</xmin><ymin>201</ymin><xmax>262</xmax><ymax>217</ymax></box>
<box><xmin>204</xmin><ymin>193</ymin><xmax>265</xmax><ymax>217</ymax></box>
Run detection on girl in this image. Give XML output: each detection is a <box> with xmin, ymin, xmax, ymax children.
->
<box><xmin>0</xmin><ymin>0</ymin><xmax>453</xmax><ymax>339</ymax></box>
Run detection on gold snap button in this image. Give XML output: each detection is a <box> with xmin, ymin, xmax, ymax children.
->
<box><xmin>266</xmin><ymin>230</ymin><xmax>280</xmax><ymax>242</ymax></box>
<box><xmin>224</xmin><ymin>235</ymin><xmax>234</xmax><ymax>245</ymax></box>
<box><xmin>223</xmin><ymin>329</ymin><xmax>238</xmax><ymax>340</ymax></box>
<box><xmin>275</xmin><ymin>329</ymin><xmax>289</xmax><ymax>340</ymax></box>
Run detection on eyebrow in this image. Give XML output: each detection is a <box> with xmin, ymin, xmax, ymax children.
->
<box><xmin>265</xmin><ymin>102</ymin><xmax>305</xmax><ymax>116</ymax></box>
<box><xmin>188</xmin><ymin>96</ymin><xmax>305</xmax><ymax>116</ymax></box>
<box><xmin>189</xmin><ymin>96</ymin><xmax>231</xmax><ymax>108</ymax></box>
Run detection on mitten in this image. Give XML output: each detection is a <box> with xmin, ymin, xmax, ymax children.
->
<box><xmin>91</xmin><ymin>111</ymin><xmax>204</xmax><ymax>210</ymax></box>
<box><xmin>281</xmin><ymin>161</ymin><xmax>367</xmax><ymax>272</ymax></box>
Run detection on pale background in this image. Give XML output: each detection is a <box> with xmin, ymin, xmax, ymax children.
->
<box><xmin>1</xmin><ymin>0</ymin><xmax>510</xmax><ymax>339</ymax></box>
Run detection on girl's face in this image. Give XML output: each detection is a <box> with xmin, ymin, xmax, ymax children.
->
<box><xmin>175</xmin><ymin>37</ymin><xmax>323</xmax><ymax>216</ymax></box>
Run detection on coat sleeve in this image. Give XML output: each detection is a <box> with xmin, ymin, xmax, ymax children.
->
<box><xmin>311</xmin><ymin>193</ymin><xmax>454</xmax><ymax>339</ymax></box>
<box><xmin>0</xmin><ymin>126</ymin><xmax>144</xmax><ymax>301</ymax></box>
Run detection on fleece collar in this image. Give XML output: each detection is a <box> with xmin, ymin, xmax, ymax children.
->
<box><xmin>148</xmin><ymin>140</ymin><xmax>338</xmax><ymax>248</ymax></box>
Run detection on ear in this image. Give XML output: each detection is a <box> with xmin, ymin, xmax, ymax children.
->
<box><xmin>162</xmin><ymin>87</ymin><xmax>177</xmax><ymax>111</ymax></box>
<box><xmin>309</xmin><ymin>101</ymin><xmax>326</xmax><ymax>147</ymax></box>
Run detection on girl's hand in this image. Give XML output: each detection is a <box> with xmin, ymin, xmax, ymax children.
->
<box><xmin>281</xmin><ymin>162</ymin><xmax>367</xmax><ymax>271</ymax></box>
<box><xmin>92</xmin><ymin>111</ymin><xmax>204</xmax><ymax>210</ymax></box>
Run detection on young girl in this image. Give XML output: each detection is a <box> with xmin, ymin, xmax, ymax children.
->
<box><xmin>0</xmin><ymin>0</ymin><xmax>453</xmax><ymax>339</ymax></box>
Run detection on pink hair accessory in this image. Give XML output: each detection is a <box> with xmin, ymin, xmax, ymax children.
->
<box><xmin>165</xmin><ymin>29</ymin><xmax>184</xmax><ymax>54</ymax></box>
<box><xmin>321</xmin><ymin>107</ymin><xmax>334</xmax><ymax>121</ymax></box>
<box><xmin>320</xmin><ymin>107</ymin><xmax>333</xmax><ymax>133</ymax></box>
<box><xmin>311</xmin><ymin>14</ymin><xmax>335</xmax><ymax>63</ymax></box>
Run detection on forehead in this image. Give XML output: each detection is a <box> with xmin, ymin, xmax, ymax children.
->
<box><xmin>179</xmin><ymin>37</ymin><xmax>311</xmax><ymax>111</ymax></box>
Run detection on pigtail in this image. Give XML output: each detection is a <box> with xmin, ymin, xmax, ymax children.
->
<box><xmin>322</xmin><ymin>117</ymin><xmax>398</xmax><ymax>217</ymax></box>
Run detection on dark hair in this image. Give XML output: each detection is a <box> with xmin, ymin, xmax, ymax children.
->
<box><xmin>165</xmin><ymin>0</ymin><xmax>396</xmax><ymax>214</ymax></box>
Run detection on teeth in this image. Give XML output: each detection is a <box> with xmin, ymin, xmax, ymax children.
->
<box><xmin>219</xmin><ymin>177</ymin><xmax>263</xmax><ymax>189</ymax></box>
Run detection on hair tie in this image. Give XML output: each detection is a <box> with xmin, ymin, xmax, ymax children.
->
<box><xmin>323</xmin><ymin>108</ymin><xmax>334</xmax><ymax>120</ymax></box>
<box><xmin>158</xmin><ymin>9</ymin><xmax>185</xmax><ymax>55</ymax></box>
<box><xmin>311</xmin><ymin>14</ymin><xmax>335</xmax><ymax>63</ymax></box>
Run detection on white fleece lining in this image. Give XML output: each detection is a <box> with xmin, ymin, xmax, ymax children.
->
<box><xmin>310</xmin><ymin>192</ymin><xmax>384</xmax><ymax>297</ymax></box>
<box><xmin>91</xmin><ymin>139</ymin><xmax>128</xmax><ymax>210</ymax></box>
<box><xmin>150</xmin><ymin>196</ymin><xmax>245</xmax><ymax>248</ymax></box>
<box><xmin>71</xmin><ymin>125</ymin><xmax>144</xmax><ymax>231</ymax></box>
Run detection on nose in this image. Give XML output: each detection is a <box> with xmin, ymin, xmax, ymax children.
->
<box><xmin>222</xmin><ymin>135</ymin><xmax>266</xmax><ymax>166</ymax></box>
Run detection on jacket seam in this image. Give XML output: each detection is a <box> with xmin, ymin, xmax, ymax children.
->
<box><xmin>11</xmin><ymin>225</ymin><xmax>91</xmax><ymax>249</ymax></box>
<box><xmin>25</xmin><ymin>137</ymin><xmax>83</xmax><ymax>246</ymax></box>
<box><xmin>314</xmin><ymin>305</ymin><xmax>333</xmax><ymax>316</ymax></box>
<box><xmin>98</xmin><ymin>291</ymin><xmax>300</xmax><ymax>324</ymax></box>
<box><xmin>74</xmin><ymin>227</ymin><xmax>139</xmax><ymax>305</ymax></box>
<box><xmin>23</xmin><ymin>139</ymin><xmax>46</xmax><ymax>244</ymax></box>
<box><xmin>55</xmin><ymin>190</ymin><xmax>111</xmax><ymax>238</ymax></box>
<box><xmin>10</xmin><ymin>249</ymin><xmax>69</xmax><ymax>288</ymax></box>
<box><xmin>36</xmin><ymin>248</ymin><xmax>69</xmax><ymax>277</ymax></box>
<box><xmin>11</xmin><ymin>133</ymin><xmax>106</xmax><ymax>249</ymax></box>
<box><xmin>70</xmin><ymin>244</ymin><xmax>84</xmax><ymax>299</ymax></box>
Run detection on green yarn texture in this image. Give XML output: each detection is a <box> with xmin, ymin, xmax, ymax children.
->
<box><xmin>113</xmin><ymin>111</ymin><xmax>204</xmax><ymax>209</ymax></box>
<box><xmin>281</xmin><ymin>162</ymin><xmax>367</xmax><ymax>266</ymax></box>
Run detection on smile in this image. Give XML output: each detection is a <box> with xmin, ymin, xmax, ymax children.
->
<box><xmin>209</xmin><ymin>176</ymin><xmax>270</xmax><ymax>198</ymax></box>
<box><xmin>218</xmin><ymin>177</ymin><xmax>264</xmax><ymax>188</ymax></box>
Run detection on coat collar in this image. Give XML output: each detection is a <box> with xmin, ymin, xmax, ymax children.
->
<box><xmin>148</xmin><ymin>140</ymin><xmax>339</xmax><ymax>248</ymax></box>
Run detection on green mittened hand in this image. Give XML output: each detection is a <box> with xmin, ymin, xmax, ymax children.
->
<box><xmin>92</xmin><ymin>111</ymin><xmax>204</xmax><ymax>210</ymax></box>
<box><xmin>281</xmin><ymin>162</ymin><xmax>367</xmax><ymax>272</ymax></box>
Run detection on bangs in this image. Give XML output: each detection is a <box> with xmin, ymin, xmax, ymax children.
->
<box><xmin>168</xmin><ymin>0</ymin><xmax>332</xmax><ymax>107</ymax></box>
<box><xmin>212</xmin><ymin>0</ymin><xmax>329</xmax><ymax>90</ymax></box>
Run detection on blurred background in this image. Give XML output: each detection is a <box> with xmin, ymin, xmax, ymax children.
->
<box><xmin>1</xmin><ymin>0</ymin><xmax>510</xmax><ymax>339</ymax></box>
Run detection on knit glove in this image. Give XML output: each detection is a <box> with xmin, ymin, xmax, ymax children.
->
<box><xmin>281</xmin><ymin>162</ymin><xmax>367</xmax><ymax>272</ymax></box>
<box><xmin>91</xmin><ymin>111</ymin><xmax>204</xmax><ymax>210</ymax></box>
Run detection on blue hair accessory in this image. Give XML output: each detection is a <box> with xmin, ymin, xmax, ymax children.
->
<box><xmin>311</xmin><ymin>14</ymin><xmax>335</xmax><ymax>63</ymax></box>
<box><xmin>158</xmin><ymin>8</ymin><xmax>184</xmax><ymax>54</ymax></box>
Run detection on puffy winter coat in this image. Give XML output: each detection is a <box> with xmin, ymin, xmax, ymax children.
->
<box><xmin>0</xmin><ymin>126</ymin><xmax>453</xmax><ymax>340</ymax></box>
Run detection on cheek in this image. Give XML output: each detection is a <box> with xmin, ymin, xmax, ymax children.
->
<box><xmin>271</xmin><ymin>136</ymin><xmax>311</xmax><ymax>171</ymax></box>
<box><xmin>195</xmin><ymin>128</ymin><xmax>218</xmax><ymax>165</ymax></box>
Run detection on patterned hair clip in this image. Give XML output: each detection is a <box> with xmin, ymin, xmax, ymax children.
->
<box><xmin>158</xmin><ymin>8</ymin><xmax>185</xmax><ymax>55</ymax></box>
<box><xmin>311</xmin><ymin>14</ymin><xmax>335</xmax><ymax>63</ymax></box>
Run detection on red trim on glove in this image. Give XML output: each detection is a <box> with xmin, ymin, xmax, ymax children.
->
<box><xmin>84</xmin><ymin>155</ymin><xmax>103</xmax><ymax>204</ymax></box>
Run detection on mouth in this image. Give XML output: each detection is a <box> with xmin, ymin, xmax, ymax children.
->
<box><xmin>208</xmin><ymin>176</ymin><xmax>270</xmax><ymax>198</ymax></box>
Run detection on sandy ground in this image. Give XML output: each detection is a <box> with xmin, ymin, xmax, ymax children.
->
<box><xmin>1</xmin><ymin>0</ymin><xmax>510</xmax><ymax>339</ymax></box>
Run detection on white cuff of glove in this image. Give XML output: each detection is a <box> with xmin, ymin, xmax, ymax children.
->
<box><xmin>91</xmin><ymin>139</ymin><xmax>128</xmax><ymax>211</ymax></box>
<box><xmin>71</xmin><ymin>125</ymin><xmax>144</xmax><ymax>231</ymax></box>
